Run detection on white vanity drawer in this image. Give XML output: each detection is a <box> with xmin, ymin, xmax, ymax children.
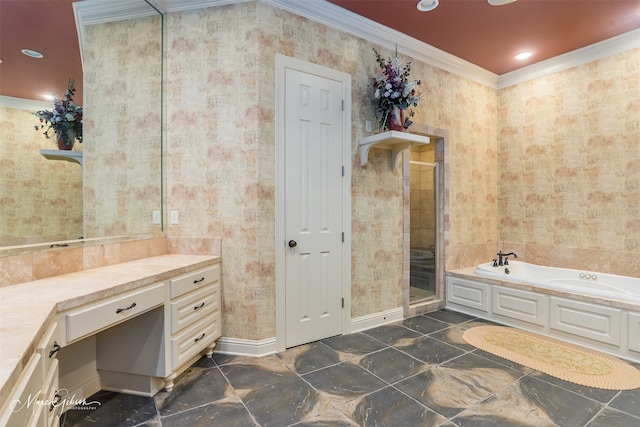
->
<box><xmin>170</xmin><ymin>313</ymin><xmax>220</xmax><ymax>370</ymax></box>
<box><xmin>42</xmin><ymin>359</ymin><xmax>61</xmax><ymax>427</ymax></box>
<box><xmin>0</xmin><ymin>353</ymin><xmax>43</xmax><ymax>427</ymax></box>
<box><xmin>170</xmin><ymin>283</ymin><xmax>220</xmax><ymax>335</ymax></box>
<box><xmin>65</xmin><ymin>283</ymin><xmax>164</xmax><ymax>343</ymax></box>
<box><xmin>170</xmin><ymin>265</ymin><xmax>220</xmax><ymax>299</ymax></box>
<box><xmin>37</xmin><ymin>322</ymin><xmax>61</xmax><ymax>379</ymax></box>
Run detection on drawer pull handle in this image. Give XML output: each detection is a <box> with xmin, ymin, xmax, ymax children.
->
<box><xmin>49</xmin><ymin>341</ymin><xmax>61</xmax><ymax>358</ymax></box>
<box><xmin>194</xmin><ymin>302</ymin><xmax>205</xmax><ymax>310</ymax></box>
<box><xmin>194</xmin><ymin>277</ymin><xmax>205</xmax><ymax>284</ymax></box>
<box><xmin>50</xmin><ymin>391</ymin><xmax>62</xmax><ymax>411</ymax></box>
<box><xmin>194</xmin><ymin>333</ymin><xmax>206</xmax><ymax>342</ymax></box>
<box><xmin>115</xmin><ymin>302</ymin><xmax>137</xmax><ymax>314</ymax></box>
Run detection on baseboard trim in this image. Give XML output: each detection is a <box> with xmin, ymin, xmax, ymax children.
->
<box><xmin>215</xmin><ymin>337</ymin><xmax>278</xmax><ymax>357</ymax></box>
<box><xmin>216</xmin><ymin>307</ymin><xmax>404</xmax><ymax>357</ymax></box>
<box><xmin>350</xmin><ymin>307</ymin><xmax>404</xmax><ymax>333</ymax></box>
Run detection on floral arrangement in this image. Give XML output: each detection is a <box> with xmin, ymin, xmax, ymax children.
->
<box><xmin>372</xmin><ymin>47</ymin><xmax>421</xmax><ymax>131</ymax></box>
<box><xmin>33</xmin><ymin>79</ymin><xmax>83</xmax><ymax>148</ymax></box>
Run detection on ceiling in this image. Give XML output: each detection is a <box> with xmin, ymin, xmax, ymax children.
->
<box><xmin>329</xmin><ymin>0</ymin><xmax>640</xmax><ymax>75</ymax></box>
<box><xmin>1</xmin><ymin>0</ymin><xmax>640</xmax><ymax>103</ymax></box>
<box><xmin>0</xmin><ymin>1</ymin><xmax>83</xmax><ymax>103</ymax></box>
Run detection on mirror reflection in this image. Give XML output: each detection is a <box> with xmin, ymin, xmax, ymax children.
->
<box><xmin>0</xmin><ymin>0</ymin><xmax>163</xmax><ymax>253</ymax></box>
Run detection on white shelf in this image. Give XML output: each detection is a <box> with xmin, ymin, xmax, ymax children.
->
<box><xmin>359</xmin><ymin>131</ymin><xmax>431</xmax><ymax>169</ymax></box>
<box><xmin>40</xmin><ymin>149</ymin><xmax>83</xmax><ymax>167</ymax></box>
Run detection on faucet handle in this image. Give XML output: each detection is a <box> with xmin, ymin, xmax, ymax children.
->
<box><xmin>504</xmin><ymin>257</ymin><xmax>509</xmax><ymax>266</ymax></box>
<box><xmin>493</xmin><ymin>259</ymin><xmax>498</xmax><ymax>267</ymax></box>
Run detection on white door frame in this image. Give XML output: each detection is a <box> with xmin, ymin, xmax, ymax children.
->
<box><xmin>275</xmin><ymin>54</ymin><xmax>352</xmax><ymax>352</ymax></box>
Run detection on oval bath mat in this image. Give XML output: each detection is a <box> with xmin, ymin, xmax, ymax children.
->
<box><xmin>462</xmin><ymin>325</ymin><xmax>640</xmax><ymax>390</ymax></box>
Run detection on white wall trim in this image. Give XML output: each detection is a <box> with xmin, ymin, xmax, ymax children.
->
<box><xmin>498</xmin><ymin>29</ymin><xmax>640</xmax><ymax>89</ymax></box>
<box><xmin>0</xmin><ymin>96</ymin><xmax>50</xmax><ymax>111</ymax></box>
<box><xmin>215</xmin><ymin>337</ymin><xmax>278</xmax><ymax>357</ymax></box>
<box><xmin>350</xmin><ymin>307</ymin><xmax>404</xmax><ymax>333</ymax></box>
<box><xmin>215</xmin><ymin>306</ymin><xmax>403</xmax><ymax>357</ymax></box>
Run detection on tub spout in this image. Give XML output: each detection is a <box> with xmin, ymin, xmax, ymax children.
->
<box><xmin>497</xmin><ymin>251</ymin><xmax>518</xmax><ymax>266</ymax></box>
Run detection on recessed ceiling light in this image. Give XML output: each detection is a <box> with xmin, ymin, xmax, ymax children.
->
<box><xmin>488</xmin><ymin>0</ymin><xmax>518</xmax><ymax>5</ymax></box>
<box><xmin>417</xmin><ymin>0</ymin><xmax>439</xmax><ymax>12</ymax></box>
<box><xmin>514</xmin><ymin>51</ymin><xmax>533</xmax><ymax>60</ymax></box>
<box><xmin>21</xmin><ymin>49</ymin><xmax>43</xmax><ymax>59</ymax></box>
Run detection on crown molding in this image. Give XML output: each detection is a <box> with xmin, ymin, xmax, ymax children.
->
<box><xmin>72</xmin><ymin>0</ymin><xmax>640</xmax><ymax>91</ymax></box>
<box><xmin>498</xmin><ymin>28</ymin><xmax>640</xmax><ymax>89</ymax></box>
<box><xmin>0</xmin><ymin>96</ymin><xmax>50</xmax><ymax>111</ymax></box>
<box><xmin>263</xmin><ymin>0</ymin><xmax>499</xmax><ymax>88</ymax></box>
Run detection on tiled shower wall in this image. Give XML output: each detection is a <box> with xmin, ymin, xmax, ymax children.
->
<box><xmin>164</xmin><ymin>2</ymin><xmax>498</xmax><ymax>341</ymax></box>
<box><xmin>409</xmin><ymin>146</ymin><xmax>437</xmax><ymax>251</ymax></box>
<box><xmin>498</xmin><ymin>47</ymin><xmax>640</xmax><ymax>277</ymax></box>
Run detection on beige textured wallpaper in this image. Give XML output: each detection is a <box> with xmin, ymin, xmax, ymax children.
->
<box><xmin>82</xmin><ymin>15</ymin><xmax>163</xmax><ymax>240</ymax></box>
<box><xmin>498</xmin><ymin>48</ymin><xmax>640</xmax><ymax>276</ymax></box>
<box><xmin>0</xmin><ymin>106</ymin><xmax>83</xmax><ymax>246</ymax></box>
<box><xmin>164</xmin><ymin>2</ymin><xmax>498</xmax><ymax>340</ymax></box>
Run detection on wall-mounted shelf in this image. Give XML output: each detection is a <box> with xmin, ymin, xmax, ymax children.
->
<box><xmin>359</xmin><ymin>131</ymin><xmax>431</xmax><ymax>170</ymax></box>
<box><xmin>40</xmin><ymin>149</ymin><xmax>83</xmax><ymax>168</ymax></box>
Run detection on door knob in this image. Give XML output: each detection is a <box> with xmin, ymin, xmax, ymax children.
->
<box><xmin>288</xmin><ymin>240</ymin><xmax>297</xmax><ymax>248</ymax></box>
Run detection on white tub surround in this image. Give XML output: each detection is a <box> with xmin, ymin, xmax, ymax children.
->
<box><xmin>446</xmin><ymin>262</ymin><xmax>640</xmax><ymax>364</ymax></box>
<box><xmin>0</xmin><ymin>254</ymin><xmax>221</xmax><ymax>427</ymax></box>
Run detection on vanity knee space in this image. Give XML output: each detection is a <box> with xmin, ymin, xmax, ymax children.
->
<box><xmin>55</xmin><ymin>263</ymin><xmax>222</xmax><ymax>398</ymax></box>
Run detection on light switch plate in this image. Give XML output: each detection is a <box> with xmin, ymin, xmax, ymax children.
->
<box><xmin>152</xmin><ymin>210</ymin><xmax>161</xmax><ymax>224</ymax></box>
<box><xmin>365</xmin><ymin>120</ymin><xmax>372</xmax><ymax>132</ymax></box>
<box><xmin>170</xmin><ymin>210</ymin><xmax>179</xmax><ymax>225</ymax></box>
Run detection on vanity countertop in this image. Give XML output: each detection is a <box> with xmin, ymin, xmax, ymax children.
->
<box><xmin>0</xmin><ymin>254</ymin><xmax>220</xmax><ymax>407</ymax></box>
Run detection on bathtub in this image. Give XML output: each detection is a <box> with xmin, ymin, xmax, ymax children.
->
<box><xmin>475</xmin><ymin>260</ymin><xmax>640</xmax><ymax>302</ymax></box>
<box><xmin>446</xmin><ymin>261</ymin><xmax>640</xmax><ymax>363</ymax></box>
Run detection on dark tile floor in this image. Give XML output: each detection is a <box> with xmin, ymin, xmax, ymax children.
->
<box><xmin>60</xmin><ymin>310</ymin><xmax>640</xmax><ymax>427</ymax></box>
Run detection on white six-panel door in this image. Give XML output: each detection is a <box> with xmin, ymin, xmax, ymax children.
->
<box><xmin>283</xmin><ymin>67</ymin><xmax>345</xmax><ymax>348</ymax></box>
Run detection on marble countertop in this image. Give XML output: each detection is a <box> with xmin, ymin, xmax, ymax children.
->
<box><xmin>0</xmin><ymin>254</ymin><xmax>220</xmax><ymax>407</ymax></box>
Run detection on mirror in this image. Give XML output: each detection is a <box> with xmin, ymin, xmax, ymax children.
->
<box><xmin>0</xmin><ymin>0</ymin><xmax>163</xmax><ymax>255</ymax></box>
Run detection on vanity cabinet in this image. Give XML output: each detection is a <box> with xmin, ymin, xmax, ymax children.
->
<box><xmin>0</xmin><ymin>323</ymin><xmax>62</xmax><ymax>427</ymax></box>
<box><xmin>0</xmin><ymin>255</ymin><xmax>221</xmax><ymax>426</ymax></box>
<box><xmin>94</xmin><ymin>265</ymin><xmax>221</xmax><ymax>394</ymax></box>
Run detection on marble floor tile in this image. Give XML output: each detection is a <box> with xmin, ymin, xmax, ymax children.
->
<box><xmin>344</xmin><ymin>385</ymin><xmax>447</xmax><ymax>426</ymax></box>
<box><xmin>322</xmin><ymin>332</ymin><xmax>388</xmax><ymax>356</ymax></box>
<box><xmin>361</xmin><ymin>324</ymin><xmax>422</xmax><ymax>346</ymax></box>
<box><xmin>395</xmin><ymin>353</ymin><xmax>523</xmax><ymax>419</ymax></box>
<box><xmin>302</xmin><ymin>362</ymin><xmax>387</xmax><ymax>401</ymax></box>
<box><xmin>528</xmin><ymin>369</ymin><xmax>619</xmax><ymax>403</ymax></box>
<box><xmin>218</xmin><ymin>354</ymin><xmax>297</xmax><ymax>391</ymax></box>
<box><xmin>242</xmin><ymin>377</ymin><xmax>319</xmax><ymax>427</ymax></box>
<box><xmin>59</xmin><ymin>310</ymin><xmax>640</xmax><ymax>427</ymax></box>
<box><xmin>401</xmin><ymin>315</ymin><xmax>450</xmax><ymax>334</ymax></box>
<box><xmin>359</xmin><ymin>347</ymin><xmax>430</xmax><ymax>384</ymax></box>
<box><xmin>586</xmin><ymin>407</ymin><xmax>640</xmax><ymax>427</ymax></box>
<box><xmin>394</xmin><ymin>335</ymin><xmax>466</xmax><ymax>364</ymax></box>
<box><xmin>60</xmin><ymin>390</ymin><xmax>157</xmax><ymax>426</ymax></box>
<box><xmin>606</xmin><ymin>387</ymin><xmax>640</xmax><ymax>418</ymax></box>
<box><xmin>496</xmin><ymin>375</ymin><xmax>603</xmax><ymax>427</ymax></box>
<box><xmin>154</xmin><ymin>365</ymin><xmax>232</xmax><ymax>417</ymax></box>
<box><xmin>277</xmin><ymin>341</ymin><xmax>341</xmax><ymax>374</ymax></box>
<box><xmin>424</xmin><ymin>309</ymin><xmax>476</xmax><ymax>324</ymax></box>
<box><xmin>451</xmin><ymin>394</ymin><xmax>557</xmax><ymax>426</ymax></box>
<box><xmin>160</xmin><ymin>397</ymin><xmax>256</xmax><ymax>427</ymax></box>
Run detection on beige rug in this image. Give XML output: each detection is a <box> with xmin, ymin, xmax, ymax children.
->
<box><xmin>462</xmin><ymin>325</ymin><xmax>640</xmax><ymax>390</ymax></box>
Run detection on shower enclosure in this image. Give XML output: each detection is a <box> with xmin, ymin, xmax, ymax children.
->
<box><xmin>409</xmin><ymin>161</ymin><xmax>437</xmax><ymax>304</ymax></box>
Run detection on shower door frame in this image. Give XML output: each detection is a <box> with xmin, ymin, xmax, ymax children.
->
<box><xmin>408</xmin><ymin>160</ymin><xmax>439</xmax><ymax>307</ymax></box>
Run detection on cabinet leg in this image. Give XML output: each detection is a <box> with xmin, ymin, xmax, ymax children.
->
<box><xmin>164</xmin><ymin>373</ymin><xmax>177</xmax><ymax>392</ymax></box>
<box><xmin>205</xmin><ymin>342</ymin><xmax>216</xmax><ymax>358</ymax></box>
